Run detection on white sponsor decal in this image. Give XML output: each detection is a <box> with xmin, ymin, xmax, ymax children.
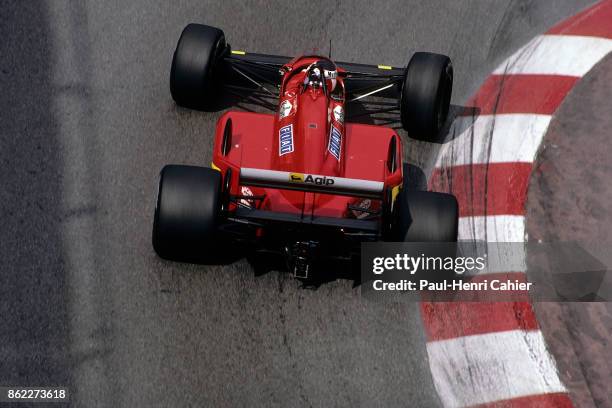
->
<box><xmin>323</xmin><ymin>69</ymin><xmax>337</xmax><ymax>79</ymax></box>
<box><xmin>333</xmin><ymin>105</ymin><xmax>344</xmax><ymax>124</ymax></box>
<box><xmin>279</xmin><ymin>99</ymin><xmax>292</xmax><ymax>120</ymax></box>
<box><xmin>240</xmin><ymin>168</ymin><xmax>384</xmax><ymax>195</ymax></box>
<box><xmin>240</xmin><ymin>186</ymin><xmax>253</xmax><ymax>208</ymax></box>
<box><xmin>279</xmin><ymin>124</ymin><xmax>294</xmax><ymax>156</ymax></box>
<box><xmin>328</xmin><ymin>125</ymin><xmax>342</xmax><ymax>160</ymax></box>
<box><xmin>289</xmin><ymin>173</ymin><xmax>335</xmax><ymax>186</ymax></box>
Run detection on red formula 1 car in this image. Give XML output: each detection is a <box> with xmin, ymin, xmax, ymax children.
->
<box><xmin>153</xmin><ymin>24</ymin><xmax>458</xmax><ymax>280</ymax></box>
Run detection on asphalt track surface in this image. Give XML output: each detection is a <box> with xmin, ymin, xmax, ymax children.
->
<box><xmin>0</xmin><ymin>1</ymin><xmax>595</xmax><ymax>407</ymax></box>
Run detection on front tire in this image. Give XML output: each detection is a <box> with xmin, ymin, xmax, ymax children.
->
<box><xmin>170</xmin><ymin>24</ymin><xmax>226</xmax><ymax>110</ymax></box>
<box><xmin>152</xmin><ymin>165</ymin><xmax>222</xmax><ymax>263</ymax></box>
<box><xmin>400</xmin><ymin>52</ymin><xmax>453</xmax><ymax>141</ymax></box>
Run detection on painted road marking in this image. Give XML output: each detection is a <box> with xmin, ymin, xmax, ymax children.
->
<box><xmin>493</xmin><ymin>35</ymin><xmax>612</xmax><ymax>77</ymax></box>
<box><xmin>435</xmin><ymin>114</ymin><xmax>551</xmax><ymax>168</ymax></box>
<box><xmin>421</xmin><ymin>300</ymin><xmax>539</xmax><ymax>341</ymax></box>
<box><xmin>431</xmin><ymin>162</ymin><xmax>532</xmax><ymax>217</ymax></box>
<box><xmin>458</xmin><ymin>215</ymin><xmax>525</xmax><ymax>243</ymax></box>
<box><xmin>548</xmin><ymin>1</ymin><xmax>612</xmax><ymax>39</ymax></box>
<box><xmin>426</xmin><ymin>330</ymin><xmax>567</xmax><ymax>407</ymax></box>
<box><xmin>425</xmin><ymin>1</ymin><xmax>612</xmax><ymax>406</ymax></box>
<box><xmin>465</xmin><ymin>74</ymin><xmax>579</xmax><ymax>115</ymax></box>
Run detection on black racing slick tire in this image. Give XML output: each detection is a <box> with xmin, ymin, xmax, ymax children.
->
<box><xmin>396</xmin><ymin>190</ymin><xmax>458</xmax><ymax>284</ymax></box>
<box><xmin>170</xmin><ymin>24</ymin><xmax>226</xmax><ymax>110</ymax></box>
<box><xmin>400</xmin><ymin>52</ymin><xmax>453</xmax><ymax>141</ymax></box>
<box><xmin>152</xmin><ymin>165</ymin><xmax>222</xmax><ymax>263</ymax></box>
<box><xmin>396</xmin><ymin>190</ymin><xmax>458</xmax><ymax>242</ymax></box>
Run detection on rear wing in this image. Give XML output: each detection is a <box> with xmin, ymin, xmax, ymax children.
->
<box><xmin>240</xmin><ymin>167</ymin><xmax>384</xmax><ymax>199</ymax></box>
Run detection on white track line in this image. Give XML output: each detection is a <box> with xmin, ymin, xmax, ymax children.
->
<box><xmin>427</xmin><ymin>330</ymin><xmax>567</xmax><ymax>407</ymax></box>
<box><xmin>493</xmin><ymin>34</ymin><xmax>612</xmax><ymax>76</ymax></box>
<box><xmin>435</xmin><ymin>114</ymin><xmax>551</xmax><ymax>168</ymax></box>
<box><xmin>459</xmin><ymin>215</ymin><xmax>525</xmax><ymax>243</ymax></box>
<box><xmin>458</xmin><ymin>243</ymin><xmax>527</xmax><ymax>276</ymax></box>
<box><xmin>48</xmin><ymin>2</ymin><xmax>108</xmax><ymax>405</ymax></box>
<box><xmin>458</xmin><ymin>216</ymin><xmax>527</xmax><ymax>273</ymax></box>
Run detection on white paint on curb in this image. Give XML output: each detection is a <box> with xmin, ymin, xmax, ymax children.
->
<box><xmin>493</xmin><ymin>35</ymin><xmax>612</xmax><ymax>77</ymax></box>
<box><xmin>427</xmin><ymin>330</ymin><xmax>567</xmax><ymax>407</ymax></box>
<box><xmin>435</xmin><ymin>114</ymin><xmax>551</xmax><ymax>168</ymax></box>
<box><xmin>425</xmin><ymin>3</ymin><xmax>612</xmax><ymax>405</ymax></box>
<box><xmin>459</xmin><ymin>215</ymin><xmax>525</xmax><ymax>243</ymax></box>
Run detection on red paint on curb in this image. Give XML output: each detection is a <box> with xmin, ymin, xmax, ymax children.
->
<box><xmin>465</xmin><ymin>75</ymin><xmax>578</xmax><ymax>115</ymax></box>
<box><xmin>430</xmin><ymin>163</ymin><xmax>532</xmax><ymax>217</ymax></box>
<box><xmin>548</xmin><ymin>1</ymin><xmax>612</xmax><ymax>39</ymax></box>
<box><xmin>420</xmin><ymin>298</ymin><xmax>539</xmax><ymax>342</ymax></box>
<box><xmin>471</xmin><ymin>392</ymin><xmax>574</xmax><ymax>408</ymax></box>
<box><xmin>422</xmin><ymin>2</ymin><xmax>612</xmax><ymax>405</ymax></box>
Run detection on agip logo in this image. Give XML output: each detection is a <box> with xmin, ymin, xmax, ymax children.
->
<box><xmin>306</xmin><ymin>175</ymin><xmax>335</xmax><ymax>185</ymax></box>
<box><xmin>289</xmin><ymin>172</ymin><xmax>335</xmax><ymax>186</ymax></box>
<box><xmin>289</xmin><ymin>173</ymin><xmax>304</xmax><ymax>182</ymax></box>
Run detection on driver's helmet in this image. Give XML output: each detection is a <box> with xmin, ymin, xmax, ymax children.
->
<box><xmin>318</xmin><ymin>60</ymin><xmax>338</xmax><ymax>92</ymax></box>
<box><xmin>303</xmin><ymin>60</ymin><xmax>338</xmax><ymax>92</ymax></box>
<box><xmin>304</xmin><ymin>65</ymin><xmax>323</xmax><ymax>88</ymax></box>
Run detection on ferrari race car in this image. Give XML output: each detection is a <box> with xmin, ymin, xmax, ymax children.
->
<box><xmin>153</xmin><ymin>24</ymin><xmax>458</xmax><ymax>280</ymax></box>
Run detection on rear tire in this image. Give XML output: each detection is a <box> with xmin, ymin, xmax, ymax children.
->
<box><xmin>396</xmin><ymin>190</ymin><xmax>458</xmax><ymax>282</ymax></box>
<box><xmin>170</xmin><ymin>24</ymin><xmax>225</xmax><ymax>110</ymax></box>
<box><xmin>400</xmin><ymin>52</ymin><xmax>453</xmax><ymax>142</ymax></box>
<box><xmin>396</xmin><ymin>190</ymin><xmax>458</xmax><ymax>242</ymax></box>
<box><xmin>152</xmin><ymin>165</ymin><xmax>222</xmax><ymax>262</ymax></box>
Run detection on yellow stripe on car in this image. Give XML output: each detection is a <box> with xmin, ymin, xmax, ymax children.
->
<box><xmin>391</xmin><ymin>185</ymin><xmax>401</xmax><ymax>202</ymax></box>
<box><xmin>377</xmin><ymin>65</ymin><xmax>392</xmax><ymax>70</ymax></box>
<box><xmin>231</xmin><ymin>50</ymin><xmax>246</xmax><ymax>55</ymax></box>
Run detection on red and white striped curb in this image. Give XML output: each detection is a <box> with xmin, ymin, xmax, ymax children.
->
<box><xmin>422</xmin><ymin>1</ymin><xmax>612</xmax><ymax>407</ymax></box>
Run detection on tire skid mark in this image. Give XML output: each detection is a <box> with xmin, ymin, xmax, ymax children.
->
<box><xmin>275</xmin><ymin>272</ymin><xmax>313</xmax><ymax>407</ymax></box>
<box><xmin>422</xmin><ymin>1</ymin><xmax>612</xmax><ymax>406</ymax></box>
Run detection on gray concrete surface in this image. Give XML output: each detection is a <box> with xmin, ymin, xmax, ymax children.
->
<box><xmin>0</xmin><ymin>1</ymin><xmax>594</xmax><ymax>406</ymax></box>
<box><xmin>527</xmin><ymin>53</ymin><xmax>612</xmax><ymax>408</ymax></box>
